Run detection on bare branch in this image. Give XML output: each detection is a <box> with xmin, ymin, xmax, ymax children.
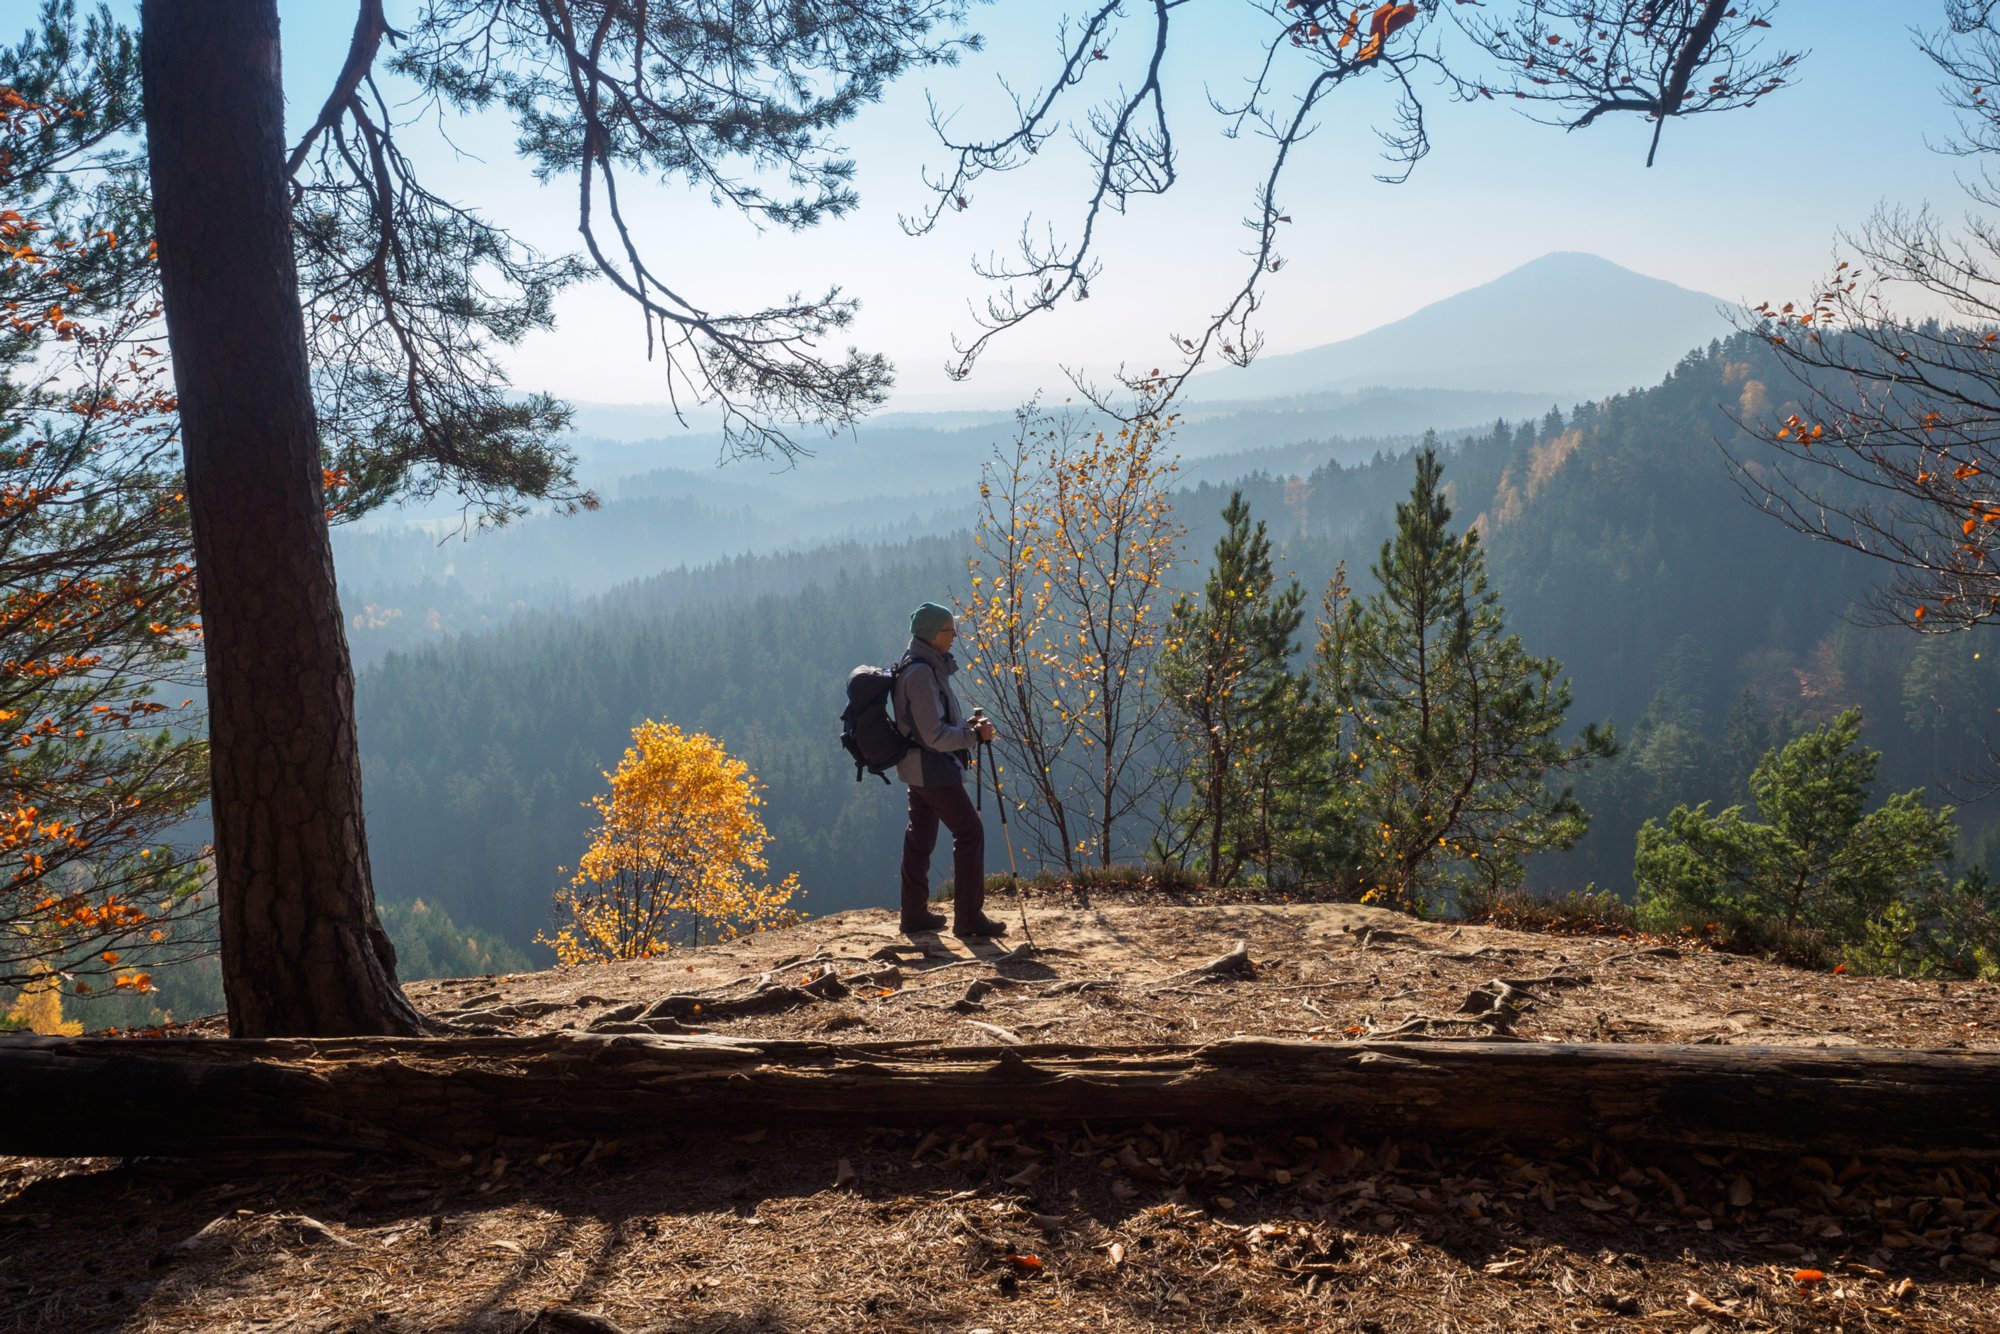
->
<box><xmin>1450</xmin><ymin>1</ymin><xmax>1800</xmax><ymax>168</ymax></box>
<box><xmin>918</xmin><ymin>1</ymin><xmax>1447</xmax><ymax>414</ymax></box>
<box><xmin>1728</xmin><ymin>201</ymin><xmax>2000</xmax><ymax>639</ymax></box>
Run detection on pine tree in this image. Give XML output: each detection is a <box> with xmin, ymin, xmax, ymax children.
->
<box><xmin>1636</xmin><ymin>708</ymin><xmax>1957</xmax><ymax>947</ymax></box>
<box><xmin>1159</xmin><ymin>492</ymin><xmax>1323</xmax><ymax>887</ymax></box>
<box><xmin>1319</xmin><ymin>446</ymin><xmax>1615</xmax><ymax>910</ymax></box>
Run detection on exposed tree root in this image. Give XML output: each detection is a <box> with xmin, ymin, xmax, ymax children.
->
<box><xmin>586</xmin><ymin>959</ymin><xmax>914</xmax><ymax>1034</ymax></box>
<box><xmin>1041</xmin><ymin>978</ymin><xmax>1118</xmax><ymax>996</ymax></box>
<box><xmin>436</xmin><ymin>999</ymin><xmax>570</xmax><ymax>1027</ymax></box>
<box><xmin>639</xmin><ymin>969</ymin><xmax>852</xmax><ymax>1022</ymax></box>
<box><xmin>1364</xmin><ymin>972</ymin><xmax>1593</xmax><ymax>1041</ymax></box>
<box><xmin>1154</xmin><ymin>940</ymin><xmax>1255</xmax><ymax>989</ymax></box>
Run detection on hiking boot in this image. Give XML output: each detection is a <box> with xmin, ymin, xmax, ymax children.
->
<box><xmin>901</xmin><ymin>909</ymin><xmax>947</xmax><ymax>934</ymax></box>
<box><xmin>953</xmin><ymin>914</ymin><xmax>1008</xmax><ymax>940</ymax></box>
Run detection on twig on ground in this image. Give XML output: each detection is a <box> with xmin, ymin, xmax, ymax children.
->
<box><xmin>1350</xmin><ymin>935</ymin><xmax>1535</xmax><ymax>964</ymax></box>
<box><xmin>904</xmin><ymin>943</ymin><xmax>1040</xmax><ymax>974</ymax></box>
<box><xmin>1247</xmin><ymin>979</ymin><xmax>1365</xmax><ymax>994</ymax></box>
<box><xmin>1040</xmin><ymin>978</ymin><xmax>1119</xmax><ymax>996</ymax></box>
<box><xmin>1351</xmin><ymin>926</ymin><xmax>1427</xmax><ymax>951</ymax></box>
<box><xmin>1597</xmin><ymin>946</ymin><xmax>1684</xmax><ymax>966</ymax></box>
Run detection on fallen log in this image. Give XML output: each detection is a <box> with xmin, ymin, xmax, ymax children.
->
<box><xmin>2</xmin><ymin>1033</ymin><xmax>1996</xmax><ymax>1161</ymax></box>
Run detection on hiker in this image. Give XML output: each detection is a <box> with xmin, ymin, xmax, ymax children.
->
<box><xmin>893</xmin><ymin>602</ymin><xmax>1008</xmax><ymax>939</ymax></box>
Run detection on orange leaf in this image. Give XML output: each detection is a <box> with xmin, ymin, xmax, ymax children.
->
<box><xmin>1369</xmin><ymin>3</ymin><xmax>1418</xmax><ymax>38</ymax></box>
<box><xmin>1793</xmin><ymin>1269</ymin><xmax>1827</xmax><ymax>1285</ymax></box>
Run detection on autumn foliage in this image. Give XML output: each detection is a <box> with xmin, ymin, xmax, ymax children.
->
<box><xmin>2</xmin><ymin>75</ymin><xmax>208</xmax><ymax>999</ymax></box>
<box><xmin>539</xmin><ymin>721</ymin><xmax>801</xmax><ymax>966</ymax></box>
<box><xmin>964</xmin><ymin>403</ymin><xmax>1184</xmax><ymax>871</ymax></box>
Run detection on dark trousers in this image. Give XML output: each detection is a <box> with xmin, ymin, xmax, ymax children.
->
<box><xmin>900</xmin><ymin>783</ymin><xmax>984</xmax><ymax>925</ymax></box>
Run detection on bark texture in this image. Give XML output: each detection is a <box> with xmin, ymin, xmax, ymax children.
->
<box><xmin>3</xmin><ymin>1035</ymin><xmax>1995</xmax><ymax>1161</ymax></box>
<box><xmin>140</xmin><ymin>0</ymin><xmax>421</xmax><ymax>1036</ymax></box>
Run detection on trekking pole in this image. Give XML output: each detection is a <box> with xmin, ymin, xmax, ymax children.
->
<box><xmin>970</xmin><ymin>731</ymin><xmax>982</xmax><ymax>812</ymax></box>
<box><xmin>980</xmin><ymin>733</ymin><xmax>1033</xmax><ymax>948</ymax></box>
<box><xmin>969</xmin><ymin>714</ymin><xmax>1011</xmax><ymax>873</ymax></box>
<box><xmin>983</xmin><ymin>738</ymin><xmax>1015</xmax><ymax>874</ymax></box>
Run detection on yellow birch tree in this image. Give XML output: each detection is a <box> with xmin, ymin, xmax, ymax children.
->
<box><xmin>964</xmin><ymin>401</ymin><xmax>1184</xmax><ymax>872</ymax></box>
<box><xmin>539</xmin><ymin>721</ymin><xmax>800</xmax><ymax>965</ymax></box>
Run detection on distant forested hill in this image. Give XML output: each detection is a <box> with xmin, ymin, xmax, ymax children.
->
<box><xmin>357</xmin><ymin>538</ymin><xmax>970</xmax><ymax>949</ymax></box>
<box><xmin>331</xmin><ymin>390</ymin><xmax>1560</xmax><ymax>664</ymax></box>
<box><xmin>1267</xmin><ymin>335</ymin><xmax>1996</xmax><ymax>888</ymax></box>
<box><xmin>354</xmin><ymin>333</ymin><xmax>2000</xmax><ymax>957</ymax></box>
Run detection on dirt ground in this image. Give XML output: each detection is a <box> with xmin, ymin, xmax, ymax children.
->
<box><xmin>408</xmin><ymin>898</ymin><xmax>2000</xmax><ymax>1051</ymax></box>
<box><xmin>3</xmin><ymin>899</ymin><xmax>1997</xmax><ymax>1333</ymax></box>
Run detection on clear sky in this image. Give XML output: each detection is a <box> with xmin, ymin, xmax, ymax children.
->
<box><xmin>260</xmin><ymin>2</ymin><xmax>1981</xmax><ymax>414</ymax></box>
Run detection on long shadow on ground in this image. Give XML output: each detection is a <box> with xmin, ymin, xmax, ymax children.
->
<box><xmin>3</xmin><ymin>1112</ymin><xmax>1995</xmax><ymax>1333</ymax></box>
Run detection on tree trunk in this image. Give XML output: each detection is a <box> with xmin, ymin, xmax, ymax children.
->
<box><xmin>140</xmin><ymin>0</ymin><xmax>421</xmax><ymax>1037</ymax></box>
<box><xmin>1205</xmin><ymin>699</ymin><xmax>1226</xmax><ymax>887</ymax></box>
<box><xmin>3</xmin><ymin>1034</ymin><xmax>1995</xmax><ymax>1161</ymax></box>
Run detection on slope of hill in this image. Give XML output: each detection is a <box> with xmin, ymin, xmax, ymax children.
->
<box><xmin>1193</xmin><ymin>252</ymin><xmax>1734</xmax><ymax>403</ymax></box>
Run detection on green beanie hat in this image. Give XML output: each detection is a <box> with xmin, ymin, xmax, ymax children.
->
<box><xmin>911</xmin><ymin>602</ymin><xmax>955</xmax><ymax>641</ymax></box>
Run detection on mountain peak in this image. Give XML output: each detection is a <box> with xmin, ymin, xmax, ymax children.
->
<box><xmin>1196</xmin><ymin>253</ymin><xmax>1731</xmax><ymax>403</ymax></box>
<box><xmin>1515</xmin><ymin>249</ymin><xmax>1642</xmax><ymax>271</ymax></box>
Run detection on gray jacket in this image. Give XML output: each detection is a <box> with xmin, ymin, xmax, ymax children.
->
<box><xmin>892</xmin><ymin>636</ymin><xmax>975</xmax><ymax>787</ymax></box>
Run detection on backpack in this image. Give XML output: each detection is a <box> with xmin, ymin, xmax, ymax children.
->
<box><xmin>840</xmin><ymin>656</ymin><xmax>916</xmax><ymax>783</ymax></box>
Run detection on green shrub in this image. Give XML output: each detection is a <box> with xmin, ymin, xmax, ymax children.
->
<box><xmin>1842</xmin><ymin>868</ymin><xmax>2000</xmax><ymax>980</ymax></box>
<box><xmin>1635</xmin><ymin>708</ymin><xmax>1960</xmax><ymax>972</ymax></box>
